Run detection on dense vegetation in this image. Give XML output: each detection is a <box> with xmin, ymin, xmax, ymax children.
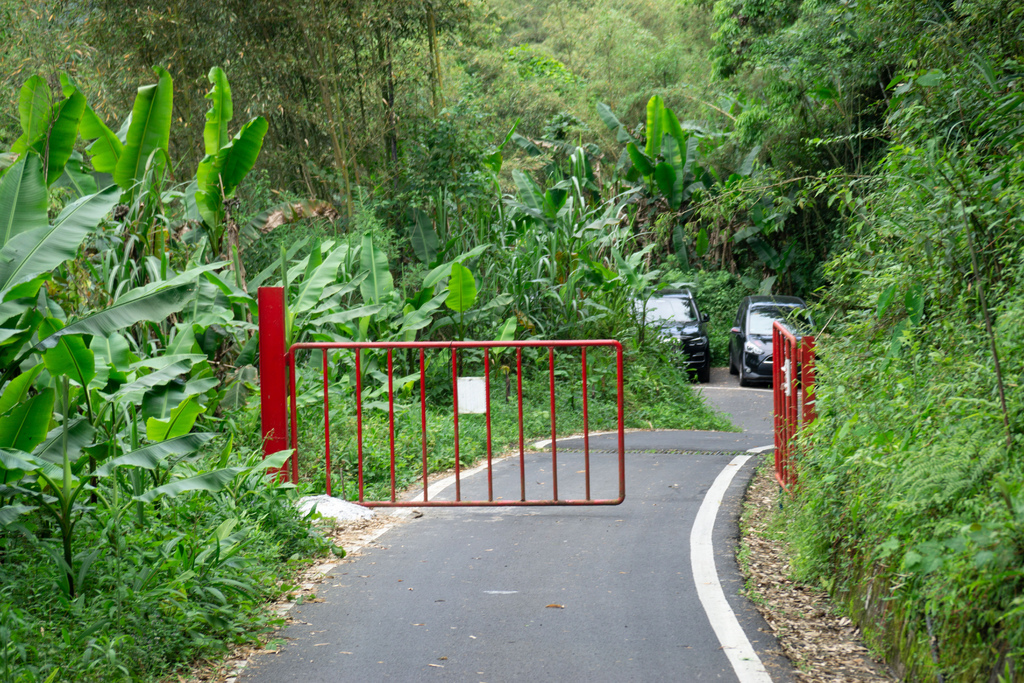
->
<box><xmin>1</xmin><ymin>0</ymin><xmax>1022</xmax><ymax>679</ymax></box>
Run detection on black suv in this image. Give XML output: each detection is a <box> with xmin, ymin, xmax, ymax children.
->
<box><xmin>643</xmin><ymin>289</ymin><xmax>711</xmax><ymax>383</ymax></box>
<box><xmin>728</xmin><ymin>295</ymin><xmax>810</xmax><ymax>386</ymax></box>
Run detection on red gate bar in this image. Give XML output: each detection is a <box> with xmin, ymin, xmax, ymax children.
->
<box><xmin>772</xmin><ymin>321</ymin><xmax>816</xmax><ymax>491</ymax></box>
<box><xmin>279</xmin><ymin>339</ymin><xmax>625</xmax><ymax>507</ymax></box>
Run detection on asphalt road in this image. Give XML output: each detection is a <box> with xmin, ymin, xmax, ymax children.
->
<box><xmin>240</xmin><ymin>368</ymin><xmax>794</xmax><ymax>683</ymax></box>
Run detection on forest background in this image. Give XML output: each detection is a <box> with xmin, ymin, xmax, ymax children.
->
<box><xmin>1</xmin><ymin>0</ymin><xmax>1023</xmax><ymax>680</ymax></box>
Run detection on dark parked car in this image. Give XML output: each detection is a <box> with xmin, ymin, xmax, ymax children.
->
<box><xmin>643</xmin><ymin>289</ymin><xmax>711</xmax><ymax>383</ymax></box>
<box><xmin>728</xmin><ymin>295</ymin><xmax>811</xmax><ymax>386</ymax></box>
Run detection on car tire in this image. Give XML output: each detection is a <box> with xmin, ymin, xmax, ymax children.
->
<box><xmin>697</xmin><ymin>361</ymin><xmax>710</xmax><ymax>384</ymax></box>
<box><xmin>738</xmin><ymin>358</ymin><xmax>750</xmax><ymax>387</ymax></box>
<box><xmin>729</xmin><ymin>352</ymin><xmax>738</xmax><ymax>376</ymax></box>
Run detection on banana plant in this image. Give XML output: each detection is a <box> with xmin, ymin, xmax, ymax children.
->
<box><xmin>194</xmin><ymin>67</ymin><xmax>269</xmax><ymax>258</ymax></box>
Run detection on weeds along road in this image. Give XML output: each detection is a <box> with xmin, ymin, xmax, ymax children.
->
<box><xmin>240</xmin><ymin>368</ymin><xmax>797</xmax><ymax>683</ymax></box>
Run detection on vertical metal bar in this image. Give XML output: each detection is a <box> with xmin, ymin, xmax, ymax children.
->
<box><xmin>323</xmin><ymin>349</ymin><xmax>332</xmax><ymax>496</ymax></box>
<box><xmin>484</xmin><ymin>349</ymin><xmax>493</xmax><ymax>501</ymax></box>
<box><xmin>356</xmin><ymin>348</ymin><xmax>364</xmax><ymax>502</ymax></box>
<box><xmin>517</xmin><ymin>348</ymin><xmax>525</xmax><ymax>502</ymax></box>
<box><xmin>388</xmin><ymin>349</ymin><xmax>396</xmax><ymax>503</ymax></box>
<box><xmin>420</xmin><ymin>349</ymin><xmax>429</xmax><ymax>502</ymax></box>
<box><xmin>452</xmin><ymin>348</ymin><xmax>461</xmax><ymax>502</ymax></box>
<box><xmin>549</xmin><ymin>346</ymin><xmax>558</xmax><ymax>501</ymax></box>
<box><xmin>581</xmin><ymin>348</ymin><xmax>591</xmax><ymax>501</ymax></box>
<box><xmin>773</xmin><ymin>324</ymin><xmax>782</xmax><ymax>487</ymax></box>
<box><xmin>258</xmin><ymin>287</ymin><xmax>288</xmax><ymax>473</ymax></box>
<box><xmin>288</xmin><ymin>351</ymin><xmax>299</xmax><ymax>483</ymax></box>
<box><xmin>787</xmin><ymin>336</ymin><xmax>798</xmax><ymax>488</ymax></box>
<box><xmin>616</xmin><ymin>342</ymin><xmax>626</xmax><ymax>501</ymax></box>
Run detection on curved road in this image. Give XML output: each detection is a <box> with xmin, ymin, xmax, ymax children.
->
<box><xmin>240</xmin><ymin>368</ymin><xmax>795</xmax><ymax>682</ymax></box>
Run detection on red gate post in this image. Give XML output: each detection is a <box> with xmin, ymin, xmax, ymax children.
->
<box><xmin>258</xmin><ymin>287</ymin><xmax>289</xmax><ymax>480</ymax></box>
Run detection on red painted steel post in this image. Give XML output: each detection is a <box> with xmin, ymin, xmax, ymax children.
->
<box><xmin>322</xmin><ymin>350</ymin><xmax>332</xmax><ymax>496</ymax></box>
<box><xmin>452</xmin><ymin>349</ymin><xmax>461</xmax><ymax>502</ymax></box>
<box><xmin>356</xmin><ymin>349</ymin><xmax>364</xmax><ymax>502</ymax></box>
<box><xmin>616</xmin><ymin>342</ymin><xmax>625</xmax><ymax>502</ymax></box>
<box><xmin>581</xmin><ymin>348</ymin><xmax>591</xmax><ymax>501</ymax></box>
<box><xmin>258</xmin><ymin>287</ymin><xmax>288</xmax><ymax>478</ymax></box>
<box><xmin>484</xmin><ymin>349</ymin><xmax>493</xmax><ymax>501</ymax></box>
<box><xmin>388</xmin><ymin>349</ymin><xmax>396</xmax><ymax>503</ymax></box>
<box><xmin>517</xmin><ymin>348</ymin><xmax>525</xmax><ymax>501</ymax></box>
<box><xmin>549</xmin><ymin>346</ymin><xmax>558</xmax><ymax>502</ymax></box>
<box><xmin>420</xmin><ymin>349</ymin><xmax>429</xmax><ymax>502</ymax></box>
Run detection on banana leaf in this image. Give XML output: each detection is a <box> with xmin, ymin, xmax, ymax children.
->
<box><xmin>0</xmin><ymin>155</ymin><xmax>48</xmax><ymax>248</ymax></box>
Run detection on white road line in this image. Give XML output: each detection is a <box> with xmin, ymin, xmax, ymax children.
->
<box><xmin>690</xmin><ymin>455</ymin><xmax>774</xmax><ymax>683</ymax></box>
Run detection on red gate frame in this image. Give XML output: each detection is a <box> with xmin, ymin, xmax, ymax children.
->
<box><xmin>257</xmin><ymin>287</ymin><xmax>626</xmax><ymax>507</ymax></box>
<box><xmin>772</xmin><ymin>321</ymin><xmax>816</xmax><ymax>491</ymax></box>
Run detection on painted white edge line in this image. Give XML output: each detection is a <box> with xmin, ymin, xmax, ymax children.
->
<box><xmin>746</xmin><ymin>444</ymin><xmax>775</xmax><ymax>454</ymax></box>
<box><xmin>533</xmin><ymin>429</ymin><xmax>620</xmax><ymax>450</ymax></box>
<box><xmin>690</xmin><ymin>454</ymin><xmax>774</xmax><ymax>683</ymax></box>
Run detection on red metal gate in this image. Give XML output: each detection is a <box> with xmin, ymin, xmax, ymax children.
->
<box><xmin>772</xmin><ymin>321</ymin><xmax>816</xmax><ymax>491</ymax></box>
<box><xmin>258</xmin><ymin>287</ymin><xmax>626</xmax><ymax>507</ymax></box>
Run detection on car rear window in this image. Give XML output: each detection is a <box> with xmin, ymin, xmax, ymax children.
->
<box><xmin>647</xmin><ymin>297</ymin><xmax>697</xmax><ymax>324</ymax></box>
<box><xmin>748</xmin><ymin>306</ymin><xmax>809</xmax><ymax>335</ymax></box>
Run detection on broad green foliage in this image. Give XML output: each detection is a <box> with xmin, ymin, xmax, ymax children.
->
<box><xmin>0</xmin><ymin>68</ymin><xmax>326</xmax><ymax>682</ymax></box>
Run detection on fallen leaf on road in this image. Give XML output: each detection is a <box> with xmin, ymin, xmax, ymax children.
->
<box><xmin>546</xmin><ymin>604</ymin><xmax>564</xmax><ymax>609</ymax></box>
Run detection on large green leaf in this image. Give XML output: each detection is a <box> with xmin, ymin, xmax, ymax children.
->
<box><xmin>513</xmin><ymin>170</ymin><xmax>546</xmax><ymax>215</ymax></box>
<box><xmin>39</xmin><ymin>318</ymin><xmax>95</xmax><ymax>387</ymax></box>
<box><xmin>146</xmin><ymin>396</ymin><xmax>204</xmax><ymax>442</ymax></box>
<box><xmin>596</xmin><ymin>102</ymin><xmax>634</xmax><ymax>143</ymax></box>
<box><xmin>0</xmin><ymin>504</ymin><xmax>37</xmax><ymax>527</ymax></box>
<box><xmin>626</xmin><ymin>143</ymin><xmax>654</xmax><ymax>178</ymax></box>
<box><xmin>10</xmin><ymin>76</ymin><xmax>51</xmax><ymax>155</ymax></box>
<box><xmin>31</xmin><ymin>418</ymin><xmax>95</xmax><ymax>466</ymax></box>
<box><xmin>95</xmin><ymin>433</ymin><xmax>216</xmax><ymax>477</ymax></box>
<box><xmin>142</xmin><ymin>381</ymin><xmax>186</xmax><ymax>421</ymax></box>
<box><xmin>410</xmin><ymin>209</ymin><xmax>438</xmax><ymax>265</ymax></box>
<box><xmin>218</xmin><ymin>117</ymin><xmax>268</xmax><ymax>195</ymax></box>
<box><xmin>114</xmin><ymin>66</ymin><xmax>173</xmax><ymax>197</ymax></box>
<box><xmin>445</xmin><ymin>262</ymin><xmax>478</xmax><ymax>313</ymax></box>
<box><xmin>36</xmin><ymin>90</ymin><xmax>86</xmax><ymax>186</ymax></box>
<box><xmin>203</xmin><ymin>67</ymin><xmax>233</xmax><ymax>155</ymax></box>
<box><xmin>0</xmin><ymin>185</ymin><xmax>120</xmax><ymax>293</ymax></box>
<box><xmin>196</xmin><ymin>117</ymin><xmax>268</xmax><ymax>228</ymax></box>
<box><xmin>645</xmin><ymin>95</ymin><xmax>665</xmax><ymax>161</ymax></box>
<box><xmin>81</xmin><ymin>107</ymin><xmax>123</xmax><ymax>174</ymax></box>
<box><xmin>654</xmin><ymin>162</ymin><xmax>677</xmax><ymax>210</ymax></box>
<box><xmin>0</xmin><ymin>365</ymin><xmax>43</xmax><ymax>415</ymax></box>
<box><xmin>59</xmin><ymin>75</ymin><xmax>122</xmax><ymax>175</ymax></box>
<box><xmin>104</xmin><ymin>359</ymin><xmax>197</xmax><ymax>403</ymax></box>
<box><xmin>359</xmin><ymin>233</ymin><xmax>394</xmax><ymax>303</ymax></box>
<box><xmin>35</xmin><ymin>282</ymin><xmax>196</xmax><ymax>352</ymax></box>
<box><xmin>0</xmin><ymin>155</ymin><xmax>48</xmax><ymax>249</ymax></box>
<box><xmin>293</xmin><ymin>245</ymin><xmax>347</xmax><ymax>315</ymax></box>
<box><xmin>0</xmin><ymin>388</ymin><xmax>54</xmax><ymax>452</ymax></box>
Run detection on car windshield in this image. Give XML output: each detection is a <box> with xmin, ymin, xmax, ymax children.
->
<box><xmin>646</xmin><ymin>297</ymin><xmax>697</xmax><ymax>325</ymax></box>
<box><xmin>748</xmin><ymin>306</ymin><xmax>810</xmax><ymax>336</ymax></box>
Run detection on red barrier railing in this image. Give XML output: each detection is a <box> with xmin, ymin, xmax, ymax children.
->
<box><xmin>257</xmin><ymin>287</ymin><xmax>626</xmax><ymax>507</ymax></box>
<box><xmin>772</xmin><ymin>321</ymin><xmax>816</xmax><ymax>491</ymax></box>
